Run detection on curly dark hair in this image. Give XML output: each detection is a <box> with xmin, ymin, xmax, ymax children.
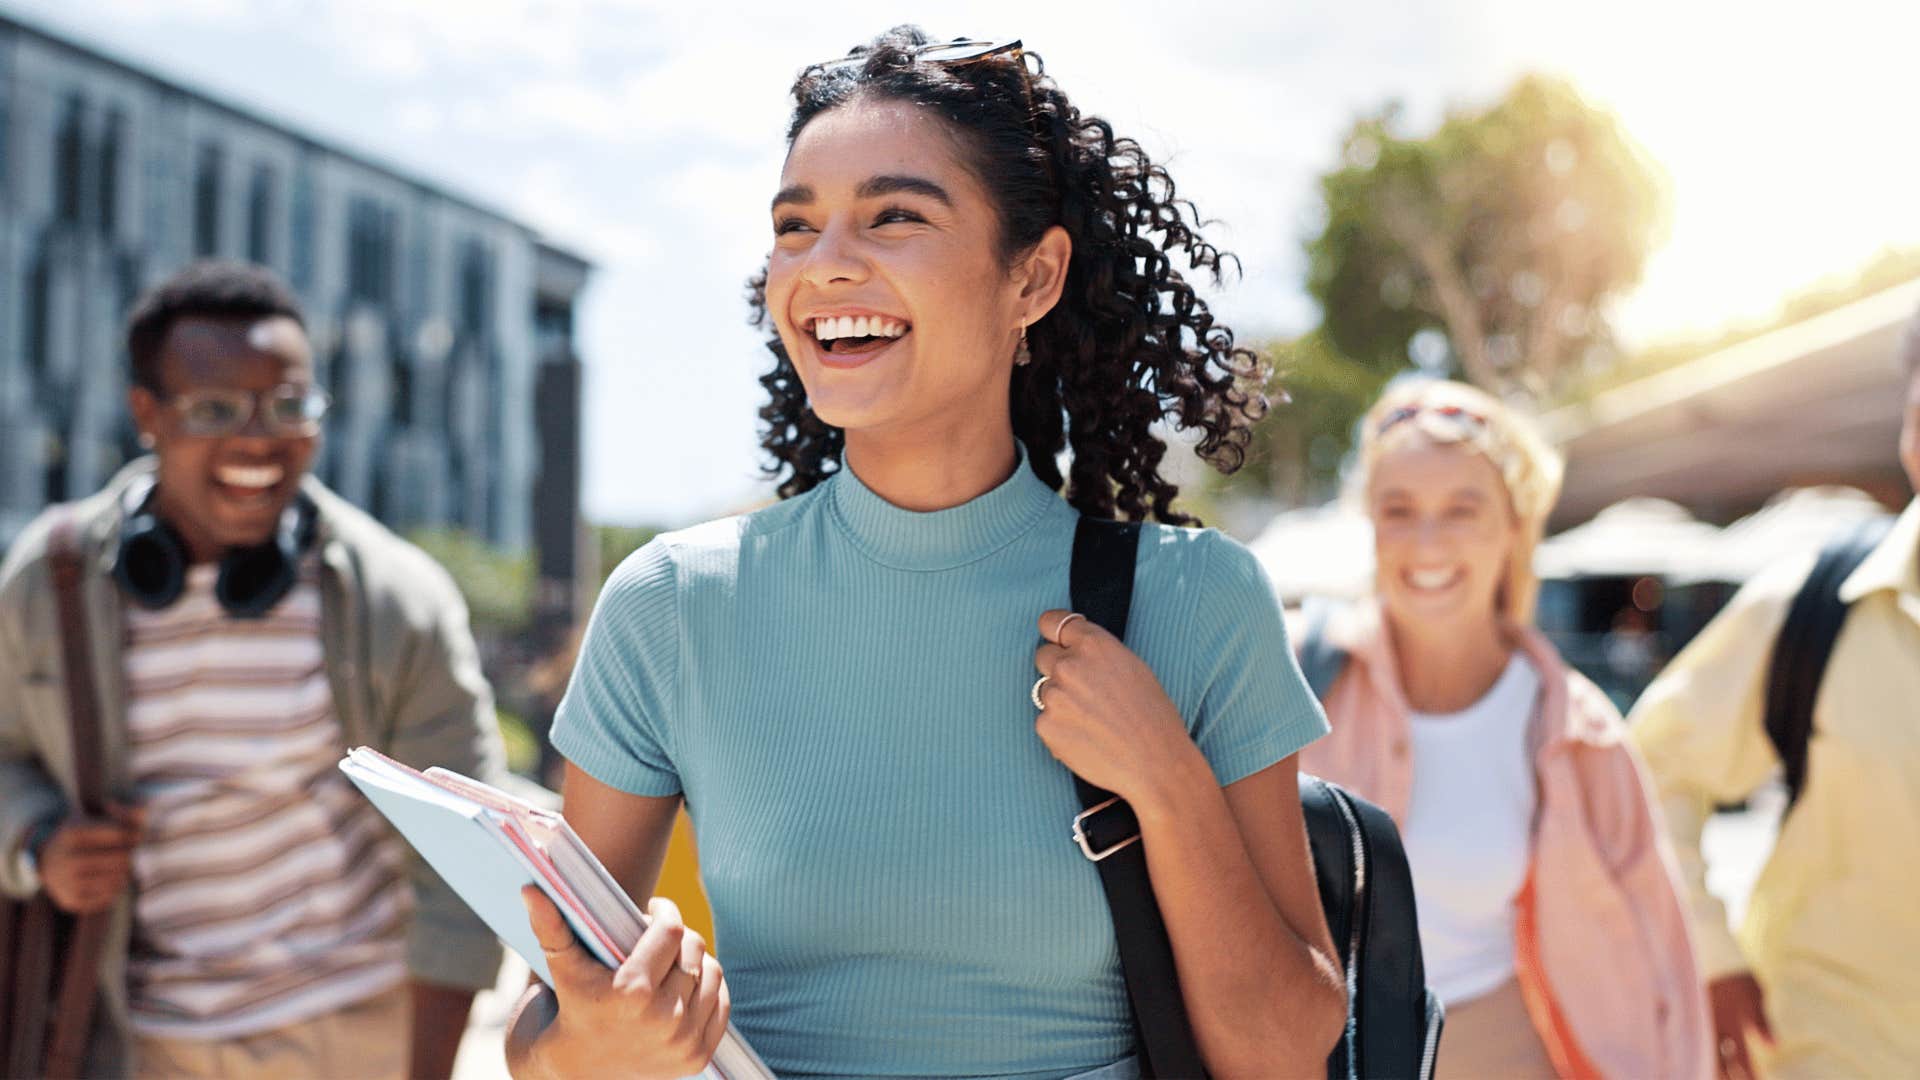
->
<box><xmin>126</xmin><ymin>259</ymin><xmax>306</xmax><ymax>392</ymax></box>
<box><xmin>747</xmin><ymin>26</ymin><xmax>1268</xmax><ymax>523</ymax></box>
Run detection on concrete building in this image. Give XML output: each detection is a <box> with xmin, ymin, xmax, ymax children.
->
<box><xmin>0</xmin><ymin>12</ymin><xmax>590</xmax><ymax>588</ymax></box>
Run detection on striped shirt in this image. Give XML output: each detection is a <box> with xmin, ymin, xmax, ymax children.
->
<box><xmin>123</xmin><ymin>561</ymin><xmax>409</xmax><ymax>1040</ymax></box>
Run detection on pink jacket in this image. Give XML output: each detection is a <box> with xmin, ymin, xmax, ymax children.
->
<box><xmin>1299</xmin><ymin>602</ymin><xmax>1711</xmax><ymax>1080</ymax></box>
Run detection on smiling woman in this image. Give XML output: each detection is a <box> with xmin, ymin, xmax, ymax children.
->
<box><xmin>507</xmin><ymin>25</ymin><xmax>1346</xmax><ymax>1080</ymax></box>
<box><xmin>1299</xmin><ymin>378</ymin><xmax>1712</xmax><ymax>1079</ymax></box>
<box><xmin>747</xmin><ymin>31</ymin><xmax>1267</xmax><ymax>521</ymax></box>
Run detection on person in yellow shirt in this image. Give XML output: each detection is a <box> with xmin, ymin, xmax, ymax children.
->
<box><xmin>1630</xmin><ymin>301</ymin><xmax>1920</xmax><ymax>1080</ymax></box>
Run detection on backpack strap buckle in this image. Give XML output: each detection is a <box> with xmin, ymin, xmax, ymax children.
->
<box><xmin>1071</xmin><ymin>796</ymin><xmax>1141</xmax><ymax>862</ymax></box>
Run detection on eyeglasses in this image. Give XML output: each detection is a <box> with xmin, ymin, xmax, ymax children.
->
<box><xmin>164</xmin><ymin>384</ymin><xmax>331</xmax><ymax>438</ymax></box>
<box><xmin>1376</xmin><ymin>402</ymin><xmax>1487</xmax><ymax>437</ymax></box>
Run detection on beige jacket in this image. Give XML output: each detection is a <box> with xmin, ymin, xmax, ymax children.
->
<box><xmin>0</xmin><ymin>460</ymin><xmax>507</xmax><ymax>1074</ymax></box>
<box><xmin>1630</xmin><ymin>498</ymin><xmax>1920</xmax><ymax>1079</ymax></box>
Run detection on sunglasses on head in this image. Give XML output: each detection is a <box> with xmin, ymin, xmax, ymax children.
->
<box><xmin>811</xmin><ymin>37</ymin><xmax>1025</xmax><ymax>74</ymax></box>
<box><xmin>808</xmin><ymin>37</ymin><xmax>1037</xmax><ymax>128</ymax></box>
<box><xmin>1376</xmin><ymin>402</ymin><xmax>1488</xmax><ymax>437</ymax></box>
<box><xmin>163</xmin><ymin>384</ymin><xmax>331</xmax><ymax>439</ymax></box>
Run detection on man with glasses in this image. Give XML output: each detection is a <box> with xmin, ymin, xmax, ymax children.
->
<box><xmin>1630</xmin><ymin>301</ymin><xmax>1920</xmax><ymax>1080</ymax></box>
<box><xmin>0</xmin><ymin>260</ymin><xmax>506</xmax><ymax>1078</ymax></box>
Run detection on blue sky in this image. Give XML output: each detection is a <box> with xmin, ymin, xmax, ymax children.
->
<box><xmin>8</xmin><ymin>0</ymin><xmax>1918</xmax><ymax>527</ymax></box>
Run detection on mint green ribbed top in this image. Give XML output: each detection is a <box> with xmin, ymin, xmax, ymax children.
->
<box><xmin>552</xmin><ymin>454</ymin><xmax>1327</xmax><ymax>1080</ymax></box>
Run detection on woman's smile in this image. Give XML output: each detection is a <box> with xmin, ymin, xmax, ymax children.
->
<box><xmin>1403</xmin><ymin>566</ymin><xmax>1466</xmax><ymax>594</ymax></box>
<box><xmin>804</xmin><ymin>312</ymin><xmax>913</xmax><ymax>368</ymax></box>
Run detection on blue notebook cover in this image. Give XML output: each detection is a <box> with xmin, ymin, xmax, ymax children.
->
<box><xmin>339</xmin><ymin>750</ymin><xmax>775</xmax><ymax>1080</ymax></box>
<box><xmin>338</xmin><ymin>755</ymin><xmax>613</xmax><ymax>985</ymax></box>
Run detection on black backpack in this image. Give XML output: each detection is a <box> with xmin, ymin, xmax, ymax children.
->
<box><xmin>1069</xmin><ymin>520</ymin><xmax>1442</xmax><ymax>1079</ymax></box>
<box><xmin>1763</xmin><ymin>516</ymin><xmax>1896</xmax><ymax>810</ymax></box>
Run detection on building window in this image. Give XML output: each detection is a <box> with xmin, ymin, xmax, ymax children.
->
<box><xmin>535</xmin><ymin>297</ymin><xmax>574</xmax><ymax>360</ymax></box>
<box><xmin>193</xmin><ymin>142</ymin><xmax>224</xmax><ymax>256</ymax></box>
<box><xmin>247</xmin><ymin>162</ymin><xmax>276</xmax><ymax>265</ymax></box>
<box><xmin>0</xmin><ymin>78</ymin><xmax>14</xmax><ymax>201</ymax></box>
<box><xmin>97</xmin><ymin>107</ymin><xmax>124</xmax><ymax>237</ymax></box>
<box><xmin>290</xmin><ymin>162</ymin><xmax>315</xmax><ymax>288</ymax></box>
<box><xmin>458</xmin><ymin>238</ymin><xmax>492</xmax><ymax>333</ymax></box>
<box><xmin>347</xmin><ymin>195</ymin><xmax>395</xmax><ymax>304</ymax></box>
<box><xmin>391</xmin><ymin>354</ymin><xmax>413</xmax><ymax>426</ymax></box>
<box><xmin>25</xmin><ymin>249</ymin><xmax>51</xmax><ymax>379</ymax></box>
<box><xmin>54</xmin><ymin>93</ymin><xmax>84</xmax><ymax>225</ymax></box>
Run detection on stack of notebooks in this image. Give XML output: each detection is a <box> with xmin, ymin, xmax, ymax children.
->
<box><xmin>339</xmin><ymin>747</ymin><xmax>773</xmax><ymax>1080</ymax></box>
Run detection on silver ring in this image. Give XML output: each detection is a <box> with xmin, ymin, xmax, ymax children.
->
<box><xmin>1031</xmin><ymin>675</ymin><xmax>1051</xmax><ymax>710</ymax></box>
<box><xmin>1052</xmin><ymin>612</ymin><xmax>1087</xmax><ymax>643</ymax></box>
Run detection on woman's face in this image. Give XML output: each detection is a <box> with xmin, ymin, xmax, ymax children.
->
<box><xmin>764</xmin><ymin>98</ymin><xmax>1035</xmax><ymax>441</ymax></box>
<box><xmin>1368</xmin><ymin>432</ymin><xmax>1519</xmax><ymax>635</ymax></box>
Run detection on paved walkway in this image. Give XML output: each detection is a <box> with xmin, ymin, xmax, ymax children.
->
<box><xmin>451</xmin><ymin>954</ymin><xmax>526</xmax><ymax>1080</ymax></box>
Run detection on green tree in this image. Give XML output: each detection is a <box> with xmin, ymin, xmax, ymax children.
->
<box><xmin>1233</xmin><ymin>333</ymin><xmax>1396</xmax><ymax>507</ymax></box>
<box><xmin>406</xmin><ymin>528</ymin><xmax>534</xmax><ymax>632</ymax></box>
<box><xmin>593</xmin><ymin>523</ymin><xmax>662</xmax><ymax>589</ymax></box>
<box><xmin>1308</xmin><ymin>74</ymin><xmax>1665</xmax><ymax>399</ymax></box>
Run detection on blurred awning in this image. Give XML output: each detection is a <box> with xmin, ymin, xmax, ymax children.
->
<box><xmin>1255</xmin><ymin>486</ymin><xmax>1891</xmax><ymax>601</ymax></box>
<box><xmin>1533</xmin><ymin>498</ymin><xmax>1725</xmax><ymax>580</ymax></box>
<box><xmin>1673</xmin><ymin>485</ymin><xmax>1891</xmax><ymax>584</ymax></box>
<box><xmin>1541</xmin><ymin>279</ymin><xmax>1919</xmax><ymax>529</ymax></box>
<box><xmin>1249</xmin><ymin>504</ymin><xmax>1374</xmax><ymax>602</ymax></box>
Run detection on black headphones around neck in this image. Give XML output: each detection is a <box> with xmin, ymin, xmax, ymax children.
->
<box><xmin>113</xmin><ymin>476</ymin><xmax>319</xmax><ymax>619</ymax></box>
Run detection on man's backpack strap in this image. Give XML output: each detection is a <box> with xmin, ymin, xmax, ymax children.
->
<box><xmin>44</xmin><ymin>511</ymin><xmax>113</xmax><ymax>1079</ymax></box>
<box><xmin>5</xmin><ymin>510</ymin><xmax>114</xmax><ymax>1079</ymax></box>
<box><xmin>1763</xmin><ymin>516</ymin><xmax>1895</xmax><ymax>810</ymax></box>
<box><xmin>1296</xmin><ymin>598</ymin><xmax>1350</xmax><ymax>703</ymax></box>
<box><xmin>1069</xmin><ymin>517</ymin><xmax>1208</xmax><ymax>1080</ymax></box>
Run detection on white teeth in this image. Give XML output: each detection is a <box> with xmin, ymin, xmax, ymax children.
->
<box><xmin>1408</xmin><ymin>569</ymin><xmax>1459</xmax><ymax>591</ymax></box>
<box><xmin>811</xmin><ymin>315</ymin><xmax>908</xmax><ymax>341</ymax></box>
<box><xmin>217</xmin><ymin>465</ymin><xmax>284</xmax><ymax>490</ymax></box>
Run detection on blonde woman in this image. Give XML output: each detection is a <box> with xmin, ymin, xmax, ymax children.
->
<box><xmin>1298</xmin><ymin>379</ymin><xmax>1711</xmax><ymax>1079</ymax></box>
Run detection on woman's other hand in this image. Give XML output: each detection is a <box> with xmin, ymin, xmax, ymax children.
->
<box><xmin>1032</xmin><ymin>608</ymin><xmax>1198</xmax><ymax>803</ymax></box>
<box><xmin>1708</xmin><ymin>972</ymin><xmax>1775</xmax><ymax>1080</ymax></box>
<box><xmin>508</xmin><ymin>886</ymin><xmax>729</xmax><ymax>1079</ymax></box>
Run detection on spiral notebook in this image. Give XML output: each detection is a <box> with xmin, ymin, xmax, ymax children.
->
<box><xmin>338</xmin><ymin>747</ymin><xmax>774</xmax><ymax>1080</ymax></box>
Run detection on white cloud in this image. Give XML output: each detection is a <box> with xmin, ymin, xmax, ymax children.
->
<box><xmin>393</xmin><ymin>99</ymin><xmax>443</xmax><ymax>136</ymax></box>
<box><xmin>498</xmin><ymin>79</ymin><xmax>633</xmax><ymax>141</ymax></box>
<box><xmin>346</xmin><ymin>28</ymin><xmax>430</xmax><ymax>78</ymax></box>
<box><xmin>510</xmin><ymin>161</ymin><xmax>659</xmax><ymax>263</ymax></box>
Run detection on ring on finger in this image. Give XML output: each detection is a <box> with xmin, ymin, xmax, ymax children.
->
<box><xmin>1051</xmin><ymin>612</ymin><xmax>1086</xmax><ymax>644</ymax></box>
<box><xmin>1031</xmin><ymin>675</ymin><xmax>1052</xmax><ymax>711</ymax></box>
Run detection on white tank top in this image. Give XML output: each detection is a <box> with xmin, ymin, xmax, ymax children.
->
<box><xmin>1401</xmin><ymin>653</ymin><xmax>1540</xmax><ymax>1006</ymax></box>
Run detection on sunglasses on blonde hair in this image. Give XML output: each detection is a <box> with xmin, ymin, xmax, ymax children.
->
<box><xmin>1375</xmin><ymin>402</ymin><xmax>1488</xmax><ymax>437</ymax></box>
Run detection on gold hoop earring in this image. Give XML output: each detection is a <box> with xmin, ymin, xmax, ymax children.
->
<box><xmin>1014</xmin><ymin>324</ymin><xmax>1031</xmax><ymax>367</ymax></box>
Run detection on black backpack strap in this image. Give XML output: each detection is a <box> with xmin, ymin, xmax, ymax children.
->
<box><xmin>1296</xmin><ymin>775</ymin><xmax>1358</xmax><ymax>1079</ymax></box>
<box><xmin>1069</xmin><ymin>517</ymin><xmax>1208</xmax><ymax>1080</ymax></box>
<box><xmin>1763</xmin><ymin>516</ymin><xmax>1895</xmax><ymax>810</ymax></box>
<box><xmin>1299</xmin><ymin>772</ymin><xmax>1444</xmax><ymax>1080</ymax></box>
<box><xmin>1296</xmin><ymin>598</ymin><xmax>1350</xmax><ymax>703</ymax></box>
